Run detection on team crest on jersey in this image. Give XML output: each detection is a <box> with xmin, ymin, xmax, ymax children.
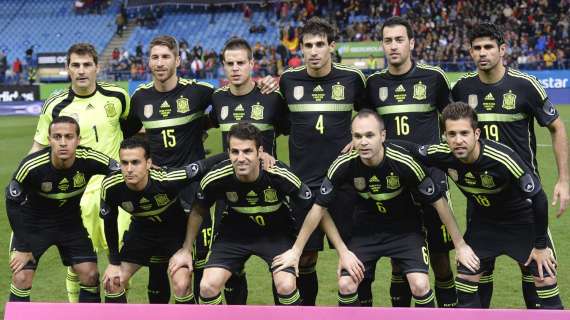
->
<box><xmin>58</xmin><ymin>178</ymin><xmax>70</xmax><ymax>191</ymax></box>
<box><xmin>331</xmin><ymin>83</ymin><xmax>345</xmax><ymax>101</ymax></box>
<box><xmin>502</xmin><ymin>91</ymin><xmax>516</xmax><ymax>110</ymax></box>
<box><xmin>413</xmin><ymin>82</ymin><xmax>427</xmax><ymax>100</ymax></box>
<box><xmin>480</xmin><ymin>173</ymin><xmax>495</xmax><ymax>188</ymax></box>
<box><xmin>41</xmin><ymin>181</ymin><xmax>52</xmax><ymax>192</ymax></box>
<box><xmin>176</xmin><ymin>96</ymin><xmax>190</xmax><ymax>113</ymax></box>
<box><xmin>468</xmin><ymin>95</ymin><xmax>478</xmax><ymax>109</ymax></box>
<box><xmin>263</xmin><ymin>188</ymin><xmax>278</xmax><ymax>203</ymax></box>
<box><xmin>293</xmin><ymin>86</ymin><xmax>304</xmax><ymax>100</ymax></box>
<box><xmin>386</xmin><ymin>174</ymin><xmax>400</xmax><ymax>190</ymax></box>
<box><xmin>121</xmin><ymin>201</ymin><xmax>134</xmax><ymax>212</ymax></box>
<box><xmin>154</xmin><ymin>194</ymin><xmax>170</xmax><ymax>206</ymax></box>
<box><xmin>73</xmin><ymin>172</ymin><xmax>86</xmax><ymax>188</ymax></box>
<box><xmin>220</xmin><ymin>106</ymin><xmax>229</xmax><ymax>120</ymax></box>
<box><xmin>447</xmin><ymin>169</ymin><xmax>459</xmax><ymax>182</ymax></box>
<box><xmin>233</xmin><ymin>104</ymin><xmax>245</xmax><ymax>121</ymax></box>
<box><xmin>159</xmin><ymin>101</ymin><xmax>171</xmax><ymax>118</ymax></box>
<box><xmin>379</xmin><ymin>87</ymin><xmax>388</xmax><ymax>102</ymax></box>
<box><xmin>251</xmin><ymin>103</ymin><xmax>264</xmax><ymax>120</ymax></box>
<box><xmin>104</xmin><ymin>102</ymin><xmax>117</xmax><ymax>117</ymax></box>
<box><xmin>226</xmin><ymin>192</ymin><xmax>238</xmax><ymax>203</ymax></box>
<box><xmin>353</xmin><ymin>177</ymin><xmax>366</xmax><ymax>191</ymax></box>
<box><xmin>144</xmin><ymin>104</ymin><xmax>153</xmax><ymax>118</ymax></box>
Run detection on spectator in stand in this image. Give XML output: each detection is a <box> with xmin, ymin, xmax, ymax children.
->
<box><xmin>544</xmin><ymin>49</ymin><xmax>557</xmax><ymax>69</ymax></box>
<box><xmin>0</xmin><ymin>51</ymin><xmax>7</xmax><ymax>84</ymax></box>
<box><xmin>287</xmin><ymin>53</ymin><xmax>301</xmax><ymax>68</ymax></box>
<box><xmin>192</xmin><ymin>42</ymin><xmax>204</xmax><ymax>61</ymax></box>
<box><xmin>190</xmin><ymin>56</ymin><xmax>205</xmax><ymax>79</ymax></box>
<box><xmin>12</xmin><ymin>57</ymin><xmax>22</xmax><ymax>85</ymax></box>
<box><xmin>243</xmin><ymin>4</ymin><xmax>253</xmax><ymax>23</ymax></box>
<box><xmin>115</xmin><ymin>13</ymin><xmax>125</xmax><ymax>37</ymax></box>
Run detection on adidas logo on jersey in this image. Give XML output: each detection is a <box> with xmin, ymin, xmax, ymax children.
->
<box><xmin>86</xmin><ymin>103</ymin><xmax>95</xmax><ymax>110</ymax></box>
<box><xmin>395</xmin><ymin>85</ymin><xmax>406</xmax><ymax>93</ymax></box>
<box><xmin>369</xmin><ymin>175</ymin><xmax>380</xmax><ymax>183</ymax></box>
<box><xmin>465</xmin><ymin>172</ymin><xmax>475</xmax><ymax>179</ymax></box>
<box><xmin>484</xmin><ymin>93</ymin><xmax>495</xmax><ymax>101</ymax></box>
<box><xmin>313</xmin><ymin>85</ymin><xmax>324</xmax><ymax>92</ymax></box>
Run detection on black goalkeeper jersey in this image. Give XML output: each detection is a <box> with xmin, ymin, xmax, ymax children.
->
<box><xmin>318</xmin><ymin>142</ymin><xmax>442</xmax><ymax>232</ymax></box>
<box><xmin>129</xmin><ymin>78</ymin><xmax>214</xmax><ymax>167</ymax></box>
<box><xmin>367</xmin><ymin>62</ymin><xmax>452</xmax><ymax>144</ymax></box>
<box><xmin>279</xmin><ymin>63</ymin><xmax>367</xmax><ymax>187</ymax></box>
<box><xmin>196</xmin><ymin>160</ymin><xmax>312</xmax><ymax>235</ymax></box>
<box><xmin>210</xmin><ymin>85</ymin><xmax>288</xmax><ymax>156</ymax></box>
<box><xmin>452</xmin><ymin>67</ymin><xmax>559</xmax><ymax>174</ymax></box>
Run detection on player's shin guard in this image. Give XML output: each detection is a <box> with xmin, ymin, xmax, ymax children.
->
<box><xmin>199</xmin><ymin>292</ymin><xmax>223</xmax><ymax>305</ymax></box>
<box><xmin>521</xmin><ymin>274</ymin><xmax>540</xmax><ymax>309</ymax></box>
<box><xmin>455</xmin><ymin>277</ymin><xmax>480</xmax><ymax>308</ymax></box>
<box><xmin>224</xmin><ymin>271</ymin><xmax>248</xmax><ymax>305</ymax></box>
<box><xmin>390</xmin><ymin>272</ymin><xmax>411</xmax><ymax>307</ymax></box>
<box><xmin>79</xmin><ymin>284</ymin><xmax>100</xmax><ymax>303</ymax></box>
<box><xmin>147</xmin><ymin>261</ymin><xmax>170</xmax><ymax>304</ymax></box>
<box><xmin>536</xmin><ymin>283</ymin><xmax>564</xmax><ymax>309</ymax></box>
<box><xmin>357</xmin><ymin>279</ymin><xmax>373</xmax><ymax>306</ymax></box>
<box><xmin>104</xmin><ymin>289</ymin><xmax>127</xmax><ymax>303</ymax></box>
<box><xmin>66</xmin><ymin>267</ymin><xmax>80</xmax><ymax>303</ymax></box>
<box><xmin>413</xmin><ymin>289</ymin><xmax>435</xmax><ymax>308</ymax></box>
<box><xmin>435</xmin><ymin>276</ymin><xmax>457</xmax><ymax>307</ymax></box>
<box><xmin>338</xmin><ymin>291</ymin><xmax>359</xmax><ymax>306</ymax></box>
<box><xmin>297</xmin><ymin>264</ymin><xmax>318</xmax><ymax>306</ymax></box>
<box><xmin>277</xmin><ymin>289</ymin><xmax>301</xmax><ymax>306</ymax></box>
<box><xmin>174</xmin><ymin>292</ymin><xmax>196</xmax><ymax>304</ymax></box>
<box><xmin>477</xmin><ymin>272</ymin><xmax>493</xmax><ymax>308</ymax></box>
<box><xmin>9</xmin><ymin>284</ymin><xmax>31</xmax><ymax>302</ymax></box>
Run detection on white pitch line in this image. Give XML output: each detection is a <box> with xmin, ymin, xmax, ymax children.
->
<box><xmin>537</xmin><ymin>144</ymin><xmax>552</xmax><ymax>147</ymax></box>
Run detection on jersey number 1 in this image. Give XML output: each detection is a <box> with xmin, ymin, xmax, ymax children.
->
<box><xmin>161</xmin><ymin>129</ymin><xmax>176</xmax><ymax>148</ymax></box>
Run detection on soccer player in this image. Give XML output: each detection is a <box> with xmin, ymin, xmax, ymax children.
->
<box><xmin>7</xmin><ymin>116</ymin><xmax>119</xmax><ymax>302</ymax></box>
<box><xmin>452</xmin><ymin>23</ymin><xmax>569</xmax><ymax>308</ymax></box>
<box><xmin>29</xmin><ymin>43</ymin><xmax>136</xmax><ymax>302</ymax></box>
<box><xmin>100</xmin><ymin>137</ymin><xmax>226</xmax><ymax>304</ymax></box>
<box><xmin>273</xmin><ymin>110</ymin><xmax>479</xmax><ymax>307</ymax></box>
<box><xmin>278</xmin><ymin>16</ymin><xmax>367</xmax><ymax>305</ymax></box>
<box><xmin>168</xmin><ymin>123</ymin><xmax>311</xmax><ymax>306</ymax></box>
<box><xmin>413</xmin><ymin>102</ymin><xmax>563</xmax><ymax>309</ymax></box>
<box><xmin>366</xmin><ymin>17</ymin><xmax>456</xmax><ymax>307</ymax></box>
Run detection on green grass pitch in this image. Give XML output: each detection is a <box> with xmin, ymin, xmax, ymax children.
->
<box><xmin>0</xmin><ymin>107</ymin><xmax>569</xmax><ymax>312</ymax></box>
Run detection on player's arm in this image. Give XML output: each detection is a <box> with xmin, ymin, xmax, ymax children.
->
<box><xmin>546</xmin><ymin>117</ymin><xmax>569</xmax><ymax>217</ymax></box>
<box><xmin>99</xmin><ymin>195</ymin><xmax>123</xmax><ymax>291</ymax></box>
<box><xmin>28</xmin><ymin>141</ymin><xmax>47</xmax><ymax>154</ymax></box>
<box><xmin>168</xmin><ymin>202</ymin><xmax>207</xmax><ymax>276</ymax></box>
<box><xmin>5</xmin><ymin>179</ymin><xmax>36</xmax><ymax>273</ymax></box>
<box><xmin>435</xmin><ymin>68</ymin><xmax>453</xmax><ymax>112</ymax></box>
<box><xmin>121</xmin><ymin>94</ymin><xmax>143</xmax><ymax>138</ymax></box>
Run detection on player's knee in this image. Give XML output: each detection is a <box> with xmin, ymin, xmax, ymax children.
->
<box><xmin>200</xmin><ymin>277</ymin><xmax>222</xmax><ymax>298</ymax></box>
<box><xmin>338</xmin><ymin>275</ymin><xmax>358</xmax><ymax>295</ymax></box>
<box><xmin>12</xmin><ymin>270</ymin><xmax>33</xmax><ymax>288</ymax></box>
<box><xmin>274</xmin><ymin>277</ymin><xmax>296</xmax><ymax>295</ymax></box>
<box><xmin>172</xmin><ymin>271</ymin><xmax>191</xmax><ymax>297</ymax></box>
<box><xmin>534</xmin><ymin>275</ymin><xmax>557</xmax><ymax>287</ymax></box>
<box><xmin>408</xmin><ymin>276</ymin><xmax>430</xmax><ymax>297</ymax></box>
<box><xmin>299</xmin><ymin>251</ymin><xmax>318</xmax><ymax>266</ymax></box>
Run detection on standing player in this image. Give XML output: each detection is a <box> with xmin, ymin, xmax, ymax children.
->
<box><xmin>29</xmin><ymin>43</ymin><xmax>135</xmax><ymax>302</ymax></box>
<box><xmin>273</xmin><ymin>110</ymin><xmax>479</xmax><ymax>307</ymax></box>
<box><xmin>169</xmin><ymin>123</ymin><xmax>311</xmax><ymax>306</ymax></box>
<box><xmin>100</xmin><ymin>137</ymin><xmax>225</xmax><ymax>304</ymax></box>
<box><xmin>366</xmin><ymin>17</ymin><xmax>456</xmax><ymax>308</ymax></box>
<box><xmin>278</xmin><ymin>17</ymin><xmax>366</xmax><ymax>305</ymax></box>
<box><xmin>7</xmin><ymin>117</ymin><xmax>119</xmax><ymax>302</ymax></box>
<box><xmin>414</xmin><ymin>102</ymin><xmax>563</xmax><ymax>309</ymax></box>
<box><xmin>452</xmin><ymin>23</ymin><xmax>569</xmax><ymax>308</ymax></box>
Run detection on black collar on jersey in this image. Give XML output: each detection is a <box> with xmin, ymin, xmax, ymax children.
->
<box><xmin>475</xmin><ymin>66</ymin><xmax>508</xmax><ymax>87</ymax></box>
<box><xmin>385</xmin><ymin>61</ymin><xmax>416</xmax><ymax>79</ymax></box>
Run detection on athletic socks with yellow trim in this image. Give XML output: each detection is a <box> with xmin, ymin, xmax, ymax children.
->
<box><xmin>477</xmin><ymin>272</ymin><xmax>493</xmax><ymax>308</ymax></box>
<box><xmin>66</xmin><ymin>267</ymin><xmax>80</xmax><ymax>303</ymax></box>
<box><xmin>79</xmin><ymin>284</ymin><xmax>100</xmax><ymax>303</ymax></box>
<box><xmin>9</xmin><ymin>284</ymin><xmax>31</xmax><ymax>302</ymax></box>
<box><xmin>200</xmin><ymin>292</ymin><xmax>223</xmax><ymax>305</ymax></box>
<box><xmin>413</xmin><ymin>289</ymin><xmax>435</xmax><ymax>307</ymax></box>
<box><xmin>434</xmin><ymin>276</ymin><xmax>457</xmax><ymax>307</ymax></box>
<box><xmin>357</xmin><ymin>278</ymin><xmax>373</xmax><ymax>306</ymax></box>
<box><xmin>147</xmin><ymin>260</ymin><xmax>171</xmax><ymax>304</ymax></box>
<box><xmin>105</xmin><ymin>289</ymin><xmax>127</xmax><ymax>303</ymax></box>
<box><xmin>224</xmin><ymin>272</ymin><xmax>248</xmax><ymax>305</ymax></box>
<box><xmin>390</xmin><ymin>272</ymin><xmax>411</xmax><ymax>307</ymax></box>
<box><xmin>174</xmin><ymin>292</ymin><xmax>196</xmax><ymax>304</ymax></box>
<box><xmin>536</xmin><ymin>283</ymin><xmax>563</xmax><ymax>309</ymax></box>
<box><xmin>455</xmin><ymin>277</ymin><xmax>480</xmax><ymax>308</ymax></box>
<box><xmin>277</xmin><ymin>289</ymin><xmax>301</xmax><ymax>305</ymax></box>
<box><xmin>297</xmin><ymin>264</ymin><xmax>318</xmax><ymax>306</ymax></box>
<box><xmin>521</xmin><ymin>273</ymin><xmax>540</xmax><ymax>309</ymax></box>
<box><xmin>338</xmin><ymin>291</ymin><xmax>359</xmax><ymax>306</ymax></box>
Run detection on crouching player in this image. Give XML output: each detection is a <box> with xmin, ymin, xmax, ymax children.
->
<box><xmin>273</xmin><ymin>109</ymin><xmax>479</xmax><ymax>306</ymax></box>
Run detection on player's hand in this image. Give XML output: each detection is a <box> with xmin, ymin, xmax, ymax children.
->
<box><xmin>341</xmin><ymin>141</ymin><xmax>354</xmax><ymax>154</ymax></box>
<box><xmin>9</xmin><ymin>251</ymin><xmax>34</xmax><ymax>273</ymax></box>
<box><xmin>337</xmin><ymin>250</ymin><xmax>365</xmax><ymax>283</ymax></box>
<box><xmin>168</xmin><ymin>248</ymin><xmax>193</xmax><ymax>277</ymax></box>
<box><xmin>272</xmin><ymin>248</ymin><xmax>302</xmax><ymax>276</ymax></box>
<box><xmin>102</xmin><ymin>264</ymin><xmax>121</xmax><ymax>293</ymax></box>
<box><xmin>455</xmin><ymin>243</ymin><xmax>480</xmax><ymax>273</ymax></box>
<box><xmin>260</xmin><ymin>151</ymin><xmax>276</xmax><ymax>170</ymax></box>
<box><xmin>552</xmin><ymin>179</ymin><xmax>569</xmax><ymax>217</ymax></box>
<box><xmin>525</xmin><ymin>248</ymin><xmax>557</xmax><ymax>280</ymax></box>
<box><xmin>257</xmin><ymin>76</ymin><xmax>278</xmax><ymax>94</ymax></box>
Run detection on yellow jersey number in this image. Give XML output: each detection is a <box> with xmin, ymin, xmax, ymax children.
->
<box><xmin>160</xmin><ymin>129</ymin><xmax>176</xmax><ymax>148</ymax></box>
